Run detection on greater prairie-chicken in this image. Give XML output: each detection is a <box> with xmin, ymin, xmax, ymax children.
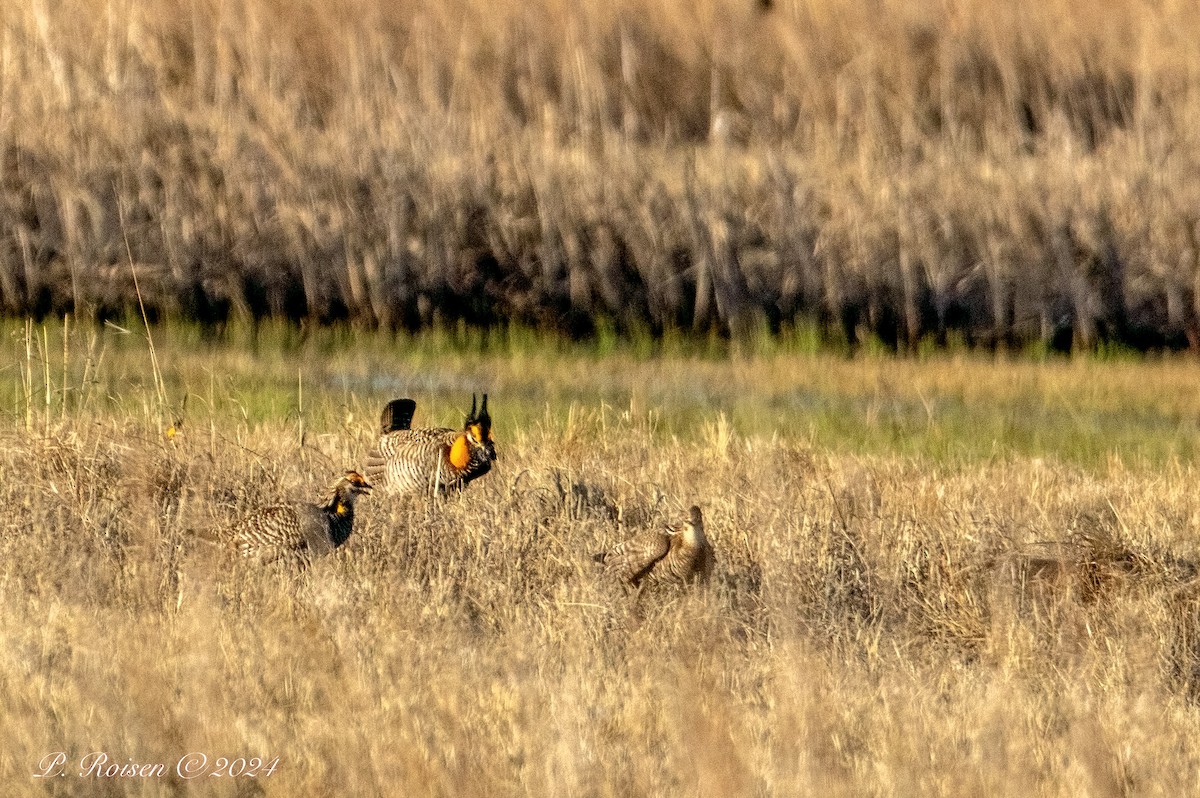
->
<box><xmin>230</xmin><ymin>471</ymin><xmax>372</xmax><ymax>565</ymax></box>
<box><xmin>594</xmin><ymin>505</ymin><xmax>714</xmax><ymax>588</ymax></box>
<box><xmin>365</xmin><ymin>394</ymin><xmax>497</xmax><ymax>496</ymax></box>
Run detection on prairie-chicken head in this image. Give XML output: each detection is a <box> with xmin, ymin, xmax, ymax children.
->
<box><xmin>462</xmin><ymin>393</ymin><xmax>497</xmax><ymax>464</ymax></box>
<box><xmin>329</xmin><ymin>470</ymin><xmax>373</xmax><ymax>511</ymax></box>
<box><xmin>666</xmin><ymin>505</ymin><xmax>705</xmax><ymax>534</ymax></box>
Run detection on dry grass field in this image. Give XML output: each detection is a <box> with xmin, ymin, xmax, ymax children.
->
<box><xmin>4</xmin><ymin>322</ymin><xmax>1200</xmax><ymax>795</ymax></box>
<box><xmin>8</xmin><ymin>0</ymin><xmax>1200</xmax><ymax>793</ymax></box>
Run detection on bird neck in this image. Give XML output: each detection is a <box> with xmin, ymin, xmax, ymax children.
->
<box><xmin>681</xmin><ymin>523</ymin><xmax>706</xmax><ymax>548</ymax></box>
<box><xmin>449</xmin><ymin>433</ymin><xmax>471</xmax><ymax>470</ymax></box>
<box><xmin>327</xmin><ymin>495</ymin><xmax>356</xmax><ymax>547</ymax></box>
<box><xmin>324</xmin><ymin>489</ymin><xmax>355</xmax><ymax>516</ymax></box>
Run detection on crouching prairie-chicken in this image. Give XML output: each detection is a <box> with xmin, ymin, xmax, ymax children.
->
<box><xmin>365</xmin><ymin>394</ymin><xmax>496</xmax><ymax>496</ymax></box>
<box><xmin>228</xmin><ymin>471</ymin><xmax>373</xmax><ymax>565</ymax></box>
<box><xmin>594</xmin><ymin>505</ymin><xmax>714</xmax><ymax>589</ymax></box>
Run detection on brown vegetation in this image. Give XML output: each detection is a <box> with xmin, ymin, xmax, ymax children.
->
<box><xmin>5</xmin><ymin>334</ymin><xmax>1200</xmax><ymax>793</ymax></box>
<box><xmin>3</xmin><ymin>0</ymin><xmax>1200</xmax><ymax>349</ymax></box>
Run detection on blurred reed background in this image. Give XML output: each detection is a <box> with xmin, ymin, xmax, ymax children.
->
<box><xmin>1</xmin><ymin>0</ymin><xmax>1198</xmax><ymax>351</ymax></box>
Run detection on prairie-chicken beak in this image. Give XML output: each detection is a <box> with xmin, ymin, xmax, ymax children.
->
<box><xmin>359</xmin><ymin>480</ymin><xmax>373</xmax><ymax>494</ymax></box>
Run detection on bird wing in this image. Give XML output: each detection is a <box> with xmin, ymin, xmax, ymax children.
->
<box><xmin>600</xmin><ymin>530</ymin><xmax>672</xmax><ymax>587</ymax></box>
<box><xmin>232</xmin><ymin>505</ymin><xmax>306</xmax><ymax>563</ymax></box>
<box><xmin>365</xmin><ymin>427</ymin><xmax>457</xmax><ymax>494</ymax></box>
<box><xmin>295</xmin><ymin>503</ymin><xmax>340</xmax><ymax>556</ymax></box>
<box><xmin>655</xmin><ymin>536</ymin><xmax>715</xmax><ymax>585</ymax></box>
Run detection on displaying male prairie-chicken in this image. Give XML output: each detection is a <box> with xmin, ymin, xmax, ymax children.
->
<box><xmin>229</xmin><ymin>471</ymin><xmax>373</xmax><ymax>565</ymax></box>
<box><xmin>365</xmin><ymin>394</ymin><xmax>497</xmax><ymax>496</ymax></box>
<box><xmin>594</xmin><ymin>505</ymin><xmax>714</xmax><ymax>588</ymax></box>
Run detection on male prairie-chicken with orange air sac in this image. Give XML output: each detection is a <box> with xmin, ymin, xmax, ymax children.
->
<box><xmin>365</xmin><ymin>394</ymin><xmax>497</xmax><ymax>496</ymax></box>
<box><xmin>594</xmin><ymin>505</ymin><xmax>714</xmax><ymax>588</ymax></box>
<box><xmin>230</xmin><ymin>471</ymin><xmax>372</xmax><ymax>565</ymax></box>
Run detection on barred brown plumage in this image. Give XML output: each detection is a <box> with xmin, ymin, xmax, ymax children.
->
<box><xmin>594</xmin><ymin>505</ymin><xmax>714</xmax><ymax>588</ymax></box>
<box><xmin>365</xmin><ymin>394</ymin><xmax>497</xmax><ymax>496</ymax></box>
<box><xmin>230</xmin><ymin>471</ymin><xmax>372</xmax><ymax>565</ymax></box>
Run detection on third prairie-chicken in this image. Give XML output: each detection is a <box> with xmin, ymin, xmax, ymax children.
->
<box><xmin>230</xmin><ymin>470</ymin><xmax>372</xmax><ymax>565</ymax></box>
<box><xmin>365</xmin><ymin>394</ymin><xmax>497</xmax><ymax>497</ymax></box>
<box><xmin>594</xmin><ymin>505</ymin><xmax>714</xmax><ymax>588</ymax></box>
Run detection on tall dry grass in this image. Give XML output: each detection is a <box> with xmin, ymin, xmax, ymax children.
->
<box><xmin>4</xmin><ymin>330</ymin><xmax>1200</xmax><ymax>794</ymax></box>
<box><xmin>2</xmin><ymin>0</ymin><xmax>1200</xmax><ymax>348</ymax></box>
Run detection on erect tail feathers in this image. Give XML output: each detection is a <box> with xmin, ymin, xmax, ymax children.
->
<box><xmin>381</xmin><ymin>399</ymin><xmax>417</xmax><ymax>433</ymax></box>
